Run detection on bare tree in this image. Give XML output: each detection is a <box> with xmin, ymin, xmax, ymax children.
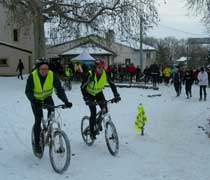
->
<box><xmin>0</xmin><ymin>0</ymin><xmax>158</xmax><ymax>64</ymax></box>
<box><xmin>186</xmin><ymin>0</ymin><xmax>210</xmax><ymax>32</ymax></box>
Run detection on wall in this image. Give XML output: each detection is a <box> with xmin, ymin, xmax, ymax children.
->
<box><xmin>0</xmin><ymin>45</ymin><xmax>31</xmax><ymax>75</ymax></box>
<box><xmin>0</xmin><ymin>4</ymin><xmax>34</xmax><ymax>75</ymax></box>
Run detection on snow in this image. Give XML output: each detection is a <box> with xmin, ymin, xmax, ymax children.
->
<box><xmin>62</xmin><ymin>45</ymin><xmax>112</xmax><ymax>55</ymax></box>
<box><xmin>1</xmin><ymin>76</ymin><xmax>210</xmax><ymax>180</ymax></box>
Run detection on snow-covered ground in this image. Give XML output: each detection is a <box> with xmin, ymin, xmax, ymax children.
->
<box><xmin>1</xmin><ymin>76</ymin><xmax>210</xmax><ymax>180</ymax></box>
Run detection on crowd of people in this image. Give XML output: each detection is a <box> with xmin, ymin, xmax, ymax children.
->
<box><xmin>41</xmin><ymin>60</ymin><xmax>210</xmax><ymax>101</ymax></box>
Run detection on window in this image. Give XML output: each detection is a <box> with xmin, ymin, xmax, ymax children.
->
<box><xmin>146</xmin><ymin>52</ymin><xmax>151</xmax><ymax>59</ymax></box>
<box><xmin>13</xmin><ymin>29</ymin><xmax>18</xmax><ymax>41</ymax></box>
<box><xmin>0</xmin><ymin>58</ymin><xmax>8</xmax><ymax>67</ymax></box>
<box><xmin>125</xmin><ymin>58</ymin><xmax>131</xmax><ymax>65</ymax></box>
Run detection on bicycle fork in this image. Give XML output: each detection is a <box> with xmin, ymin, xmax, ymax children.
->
<box><xmin>50</xmin><ymin>122</ymin><xmax>65</xmax><ymax>154</ymax></box>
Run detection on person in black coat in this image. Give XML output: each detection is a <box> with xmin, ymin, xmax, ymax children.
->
<box><xmin>143</xmin><ymin>66</ymin><xmax>150</xmax><ymax>84</ymax></box>
<box><xmin>16</xmin><ymin>59</ymin><xmax>24</xmax><ymax>80</ymax></box>
<box><xmin>135</xmin><ymin>66</ymin><xmax>142</xmax><ymax>82</ymax></box>
<box><xmin>150</xmin><ymin>63</ymin><xmax>159</xmax><ymax>87</ymax></box>
<box><xmin>173</xmin><ymin>66</ymin><xmax>182</xmax><ymax>96</ymax></box>
<box><xmin>25</xmin><ymin>58</ymin><xmax>72</xmax><ymax>156</ymax></box>
<box><xmin>184</xmin><ymin>69</ymin><xmax>193</xmax><ymax>98</ymax></box>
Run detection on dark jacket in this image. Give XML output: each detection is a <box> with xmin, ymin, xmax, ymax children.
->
<box><xmin>25</xmin><ymin>70</ymin><xmax>68</xmax><ymax>103</ymax></box>
<box><xmin>150</xmin><ymin>64</ymin><xmax>159</xmax><ymax>75</ymax></box>
<box><xmin>16</xmin><ymin>62</ymin><xmax>24</xmax><ymax>71</ymax></box>
<box><xmin>81</xmin><ymin>69</ymin><xmax>119</xmax><ymax>98</ymax></box>
<box><xmin>173</xmin><ymin>71</ymin><xmax>181</xmax><ymax>83</ymax></box>
<box><xmin>184</xmin><ymin>71</ymin><xmax>193</xmax><ymax>84</ymax></box>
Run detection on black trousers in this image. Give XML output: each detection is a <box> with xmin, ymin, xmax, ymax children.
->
<box><xmin>87</xmin><ymin>92</ymin><xmax>107</xmax><ymax>134</ymax></box>
<box><xmin>174</xmin><ymin>82</ymin><xmax>181</xmax><ymax>96</ymax></box>
<box><xmin>18</xmin><ymin>70</ymin><xmax>23</xmax><ymax>80</ymax></box>
<box><xmin>185</xmin><ymin>82</ymin><xmax>192</xmax><ymax>97</ymax></box>
<box><xmin>164</xmin><ymin>77</ymin><xmax>170</xmax><ymax>84</ymax></box>
<box><xmin>31</xmin><ymin>96</ymin><xmax>54</xmax><ymax>145</ymax></box>
<box><xmin>144</xmin><ymin>75</ymin><xmax>149</xmax><ymax>84</ymax></box>
<box><xmin>152</xmin><ymin>73</ymin><xmax>158</xmax><ymax>87</ymax></box>
<box><xmin>200</xmin><ymin>86</ymin><xmax>207</xmax><ymax>99</ymax></box>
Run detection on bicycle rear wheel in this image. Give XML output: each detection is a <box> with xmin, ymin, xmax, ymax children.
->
<box><xmin>49</xmin><ymin>130</ymin><xmax>71</xmax><ymax>174</ymax></box>
<box><xmin>105</xmin><ymin>121</ymin><xmax>119</xmax><ymax>156</ymax></box>
<box><xmin>81</xmin><ymin>116</ymin><xmax>95</xmax><ymax>146</ymax></box>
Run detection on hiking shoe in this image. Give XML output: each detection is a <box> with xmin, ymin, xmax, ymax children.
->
<box><xmin>34</xmin><ymin>144</ymin><xmax>43</xmax><ymax>158</ymax></box>
<box><xmin>90</xmin><ymin>132</ymin><xmax>96</xmax><ymax>140</ymax></box>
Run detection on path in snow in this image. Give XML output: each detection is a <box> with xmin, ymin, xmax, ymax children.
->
<box><xmin>0</xmin><ymin>76</ymin><xmax>210</xmax><ymax>180</ymax></box>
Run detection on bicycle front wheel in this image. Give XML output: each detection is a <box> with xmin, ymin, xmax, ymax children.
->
<box><xmin>105</xmin><ymin>121</ymin><xmax>119</xmax><ymax>156</ymax></box>
<box><xmin>49</xmin><ymin>130</ymin><xmax>71</xmax><ymax>174</ymax></box>
<box><xmin>81</xmin><ymin>116</ymin><xmax>95</xmax><ymax>146</ymax></box>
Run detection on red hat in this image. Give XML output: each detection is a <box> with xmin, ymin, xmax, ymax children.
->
<box><xmin>95</xmin><ymin>58</ymin><xmax>105</xmax><ymax>67</ymax></box>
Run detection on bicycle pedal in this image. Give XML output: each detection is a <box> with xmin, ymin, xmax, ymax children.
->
<box><xmin>57</xmin><ymin>147</ymin><xmax>65</xmax><ymax>154</ymax></box>
<box><xmin>95</xmin><ymin>130</ymin><xmax>100</xmax><ymax>135</ymax></box>
<box><xmin>109</xmin><ymin>135</ymin><xmax>115</xmax><ymax>140</ymax></box>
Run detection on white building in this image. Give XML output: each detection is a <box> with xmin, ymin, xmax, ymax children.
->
<box><xmin>47</xmin><ymin>34</ymin><xmax>156</xmax><ymax>70</ymax></box>
<box><xmin>0</xmin><ymin>4</ymin><xmax>34</xmax><ymax>76</ymax></box>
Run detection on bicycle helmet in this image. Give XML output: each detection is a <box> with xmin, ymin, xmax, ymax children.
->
<box><xmin>35</xmin><ymin>57</ymin><xmax>49</xmax><ymax>69</ymax></box>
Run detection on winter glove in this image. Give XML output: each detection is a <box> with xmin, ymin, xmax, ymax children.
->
<box><xmin>32</xmin><ymin>99</ymin><xmax>43</xmax><ymax>106</ymax></box>
<box><xmin>65</xmin><ymin>102</ymin><xmax>73</xmax><ymax>108</ymax></box>
<box><xmin>113</xmin><ymin>93</ymin><xmax>121</xmax><ymax>103</ymax></box>
<box><xmin>83</xmin><ymin>96</ymin><xmax>89</xmax><ymax>105</ymax></box>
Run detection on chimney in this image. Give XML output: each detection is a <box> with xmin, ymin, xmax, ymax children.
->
<box><xmin>105</xmin><ymin>30</ymin><xmax>115</xmax><ymax>46</ymax></box>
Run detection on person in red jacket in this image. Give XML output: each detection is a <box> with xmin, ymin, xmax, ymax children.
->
<box><xmin>106</xmin><ymin>65</ymin><xmax>113</xmax><ymax>79</ymax></box>
<box><xmin>128</xmin><ymin>63</ymin><xmax>136</xmax><ymax>83</ymax></box>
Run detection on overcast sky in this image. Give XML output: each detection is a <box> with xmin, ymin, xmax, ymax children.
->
<box><xmin>148</xmin><ymin>0</ymin><xmax>209</xmax><ymax>39</ymax></box>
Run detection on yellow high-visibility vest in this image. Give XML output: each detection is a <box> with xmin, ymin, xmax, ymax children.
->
<box><xmin>86</xmin><ymin>70</ymin><xmax>107</xmax><ymax>96</ymax></box>
<box><xmin>32</xmin><ymin>69</ymin><xmax>54</xmax><ymax>100</ymax></box>
<box><xmin>65</xmin><ymin>68</ymin><xmax>71</xmax><ymax>77</ymax></box>
<box><xmin>134</xmin><ymin>103</ymin><xmax>148</xmax><ymax>132</ymax></box>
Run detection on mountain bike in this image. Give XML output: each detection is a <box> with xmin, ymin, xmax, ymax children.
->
<box><xmin>63</xmin><ymin>77</ymin><xmax>72</xmax><ymax>91</ymax></box>
<box><xmin>81</xmin><ymin>99</ymin><xmax>119</xmax><ymax>156</ymax></box>
<box><xmin>31</xmin><ymin>104</ymin><xmax>71</xmax><ymax>174</ymax></box>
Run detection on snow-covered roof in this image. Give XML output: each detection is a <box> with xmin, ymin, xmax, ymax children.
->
<box><xmin>116</xmin><ymin>39</ymin><xmax>156</xmax><ymax>51</ymax></box>
<box><xmin>62</xmin><ymin>45</ymin><xmax>112</xmax><ymax>55</ymax></box>
<box><xmin>176</xmin><ymin>57</ymin><xmax>187</xmax><ymax>62</ymax></box>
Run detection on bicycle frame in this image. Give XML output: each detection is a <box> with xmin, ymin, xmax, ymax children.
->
<box><xmin>41</xmin><ymin>107</ymin><xmax>64</xmax><ymax>147</ymax></box>
<box><xmin>95</xmin><ymin>101</ymin><xmax>113</xmax><ymax>130</ymax></box>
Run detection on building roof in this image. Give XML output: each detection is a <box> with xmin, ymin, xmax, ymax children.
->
<box><xmin>0</xmin><ymin>41</ymin><xmax>32</xmax><ymax>54</ymax></box>
<box><xmin>49</xmin><ymin>34</ymin><xmax>156</xmax><ymax>52</ymax></box>
<box><xmin>176</xmin><ymin>57</ymin><xmax>188</xmax><ymax>62</ymax></box>
<box><xmin>116</xmin><ymin>39</ymin><xmax>156</xmax><ymax>51</ymax></box>
<box><xmin>62</xmin><ymin>44</ymin><xmax>113</xmax><ymax>55</ymax></box>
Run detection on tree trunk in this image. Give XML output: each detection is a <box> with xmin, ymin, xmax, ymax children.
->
<box><xmin>33</xmin><ymin>10</ymin><xmax>45</xmax><ymax>65</ymax></box>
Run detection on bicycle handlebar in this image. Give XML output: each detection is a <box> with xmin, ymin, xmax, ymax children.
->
<box><xmin>42</xmin><ymin>104</ymin><xmax>69</xmax><ymax>110</ymax></box>
<box><xmin>88</xmin><ymin>98</ymin><xmax>117</xmax><ymax>106</ymax></box>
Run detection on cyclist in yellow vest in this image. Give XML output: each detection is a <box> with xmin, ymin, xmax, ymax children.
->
<box><xmin>81</xmin><ymin>59</ymin><xmax>121</xmax><ymax>139</ymax></box>
<box><xmin>25</xmin><ymin>58</ymin><xmax>72</xmax><ymax>155</ymax></box>
<box><xmin>64</xmin><ymin>65</ymin><xmax>72</xmax><ymax>85</ymax></box>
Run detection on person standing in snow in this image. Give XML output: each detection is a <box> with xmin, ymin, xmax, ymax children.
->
<box><xmin>16</xmin><ymin>59</ymin><xmax>24</xmax><ymax>80</ymax></box>
<box><xmin>173</xmin><ymin>66</ymin><xmax>182</xmax><ymax>97</ymax></box>
<box><xmin>197</xmin><ymin>67</ymin><xmax>209</xmax><ymax>101</ymax></box>
<box><xmin>184</xmin><ymin>68</ymin><xmax>193</xmax><ymax>99</ymax></box>
<box><xmin>81</xmin><ymin>59</ymin><xmax>121</xmax><ymax>140</ymax></box>
<box><xmin>25</xmin><ymin>58</ymin><xmax>73</xmax><ymax>157</ymax></box>
<box><xmin>150</xmin><ymin>62</ymin><xmax>159</xmax><ymax>87</ymax></box>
